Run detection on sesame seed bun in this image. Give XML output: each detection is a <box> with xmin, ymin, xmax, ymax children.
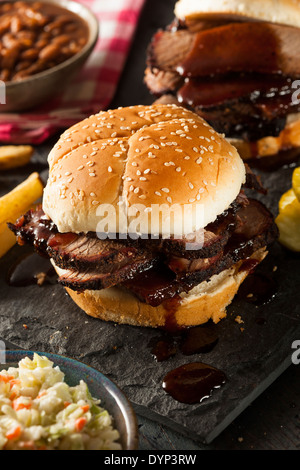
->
<box><xmin>174</xmin><ymin>0</ymin><xmax>300</xmax><ymax>28</ymax></box>
<box><xmin>43</xmin><ymin>104</ymin><xmax>245</xmax><ymax>237</ymax></box>
<box><xmin>52</xmin><ymin>248</ymin><xmax>268</xmax><ymax>328</ymax></box>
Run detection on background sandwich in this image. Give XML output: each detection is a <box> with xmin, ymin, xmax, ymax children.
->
<box><xmin>145</xmin><ymin>0</ymin><xmax>300</xmax><ymax>165</ymax></box>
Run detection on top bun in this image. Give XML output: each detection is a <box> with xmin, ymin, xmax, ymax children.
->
<box><xmin>174</xmin><ymin>0</ymin><xmax>300</xmax><ymax>28</ymax></box>
<box><xmin>43</xmin><ymin>104</ymin><xmax>245</xmax><ymax>237</ymax></box>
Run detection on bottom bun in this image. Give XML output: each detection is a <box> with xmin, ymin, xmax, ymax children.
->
<box><xmin>54</xmin><ymin>248</ymin><xmax>268</xmax><ymax>328</ymax></box>
<box><xmin>53</xmin><ymin>248</ymin><xmax>267</xmax><ymax>328</ymax></box>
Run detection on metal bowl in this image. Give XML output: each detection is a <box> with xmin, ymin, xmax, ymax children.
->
<box><xmin>3</xmin><ymin>350</ymin><xmax>139</xmax><ymax>450</ymax></box>
<box><xmin>1</xmin><ymin>0</ymin><xmax>99</xmax><ymax>112</ymax></box>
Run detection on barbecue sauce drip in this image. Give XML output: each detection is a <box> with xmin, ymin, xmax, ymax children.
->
<box><xmin>151</xmin><ymin>337</ymin><xmax>177</xmax><ymax>362</ymax></box>
<box><xmin>7</xmin><ymin>252</ymin><xmax>56</xmax><ymax>287</ymax></box>
<box><xmin>151</xmin><ymin>323</ymin><xmax>219</xmax><ymax>362</ymax></box>
<box><xmin>237</xmin><ymin>273</ymin><xmax>278</xmax><ymax>306</ymax></box>
<box><xmin>162</xmin><ymin>363</ymin><xmax>226</xmax><ymax>404</ymax></box>
<box><xmin>180</xmin><ymin>324</ymin><xmax>219</xmax><ymax>356</ymax></box>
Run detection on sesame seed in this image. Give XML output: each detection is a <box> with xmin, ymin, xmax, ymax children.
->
<box><xmin>111</xmin><ymin>132</ymin><xmax>117</xmax><ymax>138</ymax></box>
<box><xmin>155</xmin><ymin>191</ymin><xmax>161</xmax><ymax>196</ymax></box>
<box><xmin>176</xmin><ymin>167</ymin><xmax>181</xmax><ymax>172</ymax></box>
<box><xmin>65</xmin><ymin>172</ymin><xmax>71</xmax><ymax>176</ymax></box>
<box><xmin>77</xmin><ymin>165</ymin><xmax>84</xmax><ymax>171</ymax></box>
<box><xmin>90</xmin><ymin>192</ymin><xmax>96</xmax><ymax>197</ymax></box>
<box><xmin>161</xmin><ymin>188</ymin><xmax>169</xmax><ymax>193</ymax></box>
<box><xmin>136</xmin><ymin>170</ymin><xmax>141</xmax><ymax>176</ymax></box>
<box><xmin>92</xmin><ymin>200</ymin><xmax>99</xmax><ymax>205</ymax></box>
<box><xmin>134</xmin><ymin>187</ymin><xmax>140</xmax><ymax>194</ymax></box>
<box><xmin>144</xmin><ymin>169</ymin><xmax>151</xmax><ymax>174</ymax></box>
<box><xmin>89</xmin><ymin>173</ymin><xmax>96</xmax><ymax>177</ymax></box>
<box><xmin>189</xmin><ymin>182</ymin><xmax>194</xmax><ymax>190</ymax></box>
<box><xmin>140</xmin><ymin>177</ymin><xmax>147</xmax><ymax>181</ymax></box>
<box><xmin>108</xmin><ymin>166</ymin><xmax>112</xmax><ymax>173</ymax></box>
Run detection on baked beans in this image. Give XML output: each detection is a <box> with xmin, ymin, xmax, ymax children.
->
<box><xmin>0</xmin><ymin>1</ymin><xmax>89</xmax><ymax>82</ymax></box>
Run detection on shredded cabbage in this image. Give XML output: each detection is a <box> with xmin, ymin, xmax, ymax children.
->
<box><xmin>0</xmin><ymin>353</ymin><xmax>122</xmax><ymax>450</ymax></box>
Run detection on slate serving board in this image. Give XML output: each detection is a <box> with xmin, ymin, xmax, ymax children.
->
<box><xmin>0</xmin><ymin>140</ymin><xmax>300</xmax><ymax>445</ymax></box>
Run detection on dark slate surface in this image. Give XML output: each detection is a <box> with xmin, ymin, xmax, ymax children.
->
<box><xmin>0</xmin><ymin>0</ymin><xmax>300</xmax><ymax>448</ymax></box>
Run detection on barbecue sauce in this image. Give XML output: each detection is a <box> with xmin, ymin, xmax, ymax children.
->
<box><xmin>236</xmin><ymin>272</ymin><xmax>278</xmax><ymax>306</ymax></box>
<box><xmin>180</xmin><ymin>324</ymin><xmax>219</xmax><ymax>356</ymax></box>
<box><xmin>151</xmin><ymin>322</ymin><xmax>219</xmax><ymax>362</ymax></box>
<box><xmin>151</xmin><ymin>337</ymin><xmax>177</xmax><ymax>362</ymax></box>
<box><xmin>162</xmin><ymin>363</ymin><xmax>226</xmax><ymax>404</ymax></box>
<box><xmin>7</xmin><ymin>252</ymin><xmax>55</xmax><ymax>287</ymax></box>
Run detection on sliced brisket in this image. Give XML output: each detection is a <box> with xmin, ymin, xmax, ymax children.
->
<box><xmin>146</xmin><ymin>21</ymin><xmax>300</xmax><ymax>141</ymax></box>
<box><xmin>148</xmin><ymin>23</ymin><xmax>300</xmax><ymax>78</ymax></box>
<box><xmin>9</xmin><ymin>194</ymin><xmax>278</xmax><ymax>305</ymax></box>
<box><xmin>122</xmin><ymin>199</ymin><xmax>278</xmax><ymax>306</ymax></box>
<box><xmin>58</xmin><ymin>255</ymin><xmax>159</xmax><ymax>292</ymax></box>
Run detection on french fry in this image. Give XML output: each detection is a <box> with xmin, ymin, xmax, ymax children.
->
<box><xmin>0</xmin><ymin>145</ymin><xmax>34</xmax><ymax>170</ymax></box>
<box><xmin>0</xmin><ymin>172</ymin><xmax>44</xmax><ymax>258</ymax></box>
<box><xmin>0</xmin><ymin>224</ymin><xmax>17</xmax><ymax>258</ymax></box>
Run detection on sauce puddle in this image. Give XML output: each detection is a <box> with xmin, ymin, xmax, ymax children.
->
<box><xmin>162</xmin><ymin>363</ymin><xmax>226</xmax><ymax>404</ymax></box>
<box><xmin>6</xmin><ymin>252</ymin><xmax>56</xmax><ymax>287</ymax></box>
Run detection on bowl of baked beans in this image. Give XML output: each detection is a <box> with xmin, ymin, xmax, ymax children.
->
<box><xmin>0</xmin><ymin>0</ymin><xmax>99</xmax><ymax>111</ymax></box>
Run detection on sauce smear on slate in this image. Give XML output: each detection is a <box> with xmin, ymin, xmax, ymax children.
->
<box><xmin>162</xmin><ymin>363</ymin><xmax>226</xmax><ymax>404</ymax></box>
<box><xmin>7</xmin><ymin>252</ymin><xmax>55</xmax><ymax>287</ymax></box>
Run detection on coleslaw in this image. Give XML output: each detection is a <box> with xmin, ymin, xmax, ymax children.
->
<box><xmin>0</xmin><ymin>353</ymin><xmax>122</xmax><ymax>450</ymax></box>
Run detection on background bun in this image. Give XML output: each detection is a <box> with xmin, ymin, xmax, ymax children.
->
<box><xmin>43</xmin><ymin>104</ymin><xmax>245</xmax><ymax>236</ymax></box>
<box><xmin>53</xmin><ymin>248</ymin><xmax>267</xmax><ymax>328</ymax></box>
<box><xmin>174</xmin><ymin>0</ymin><xmax>300</xmax><ymax>28</ymax></box>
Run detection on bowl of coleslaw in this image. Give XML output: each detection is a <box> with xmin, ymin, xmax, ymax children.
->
<box><xmin>0</xmin><ymin>351</ymin><xmax>139</xmax><ymax>450</ymax></box>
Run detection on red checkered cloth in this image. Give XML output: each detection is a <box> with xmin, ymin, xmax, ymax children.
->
<box><xmin>0</xmin><ymin>0</ymin><xmax>145</xmax><ymax>144</ymax></box>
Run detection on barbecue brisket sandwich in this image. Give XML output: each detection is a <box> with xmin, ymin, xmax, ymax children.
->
<box><xmin>9</xmin><ymin>104</ymin><xmax>278</xmax><ymax>328</ymax></box>
<box><xmin>145</xmin><ymin>0</ymin><xmax>300</xmax><ymax>163</ymax></box>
